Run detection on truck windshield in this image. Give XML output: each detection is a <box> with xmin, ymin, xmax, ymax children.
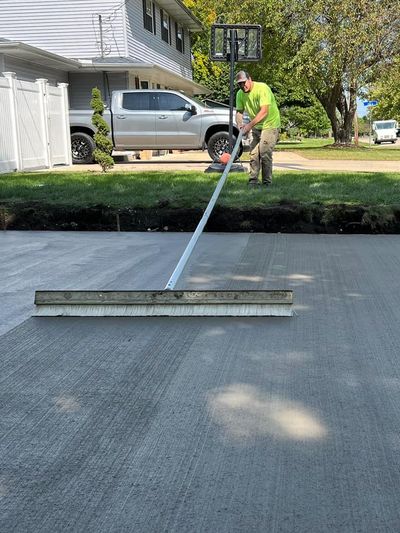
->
<box><xmin>375</xmin><ymin>122</ymin><xmax>396</xmax><ymax>129</ymax></box>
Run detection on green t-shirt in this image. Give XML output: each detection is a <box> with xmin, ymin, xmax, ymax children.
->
<box><xmin>236</xmin><ymin>81</ymin><xmax>280</xmax><ymax>130</ymax></box>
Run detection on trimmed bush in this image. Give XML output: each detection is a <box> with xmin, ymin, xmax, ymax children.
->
<box><xmin>91</xmin><ymin>88</ymin><xmax>114</xmax><ymax>172</ymax></box>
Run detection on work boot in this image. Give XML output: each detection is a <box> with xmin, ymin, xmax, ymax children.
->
<box><xmin>248</xmin><ymin>179</ymin><xmax>260</xmax><ymax>188</ymax></box>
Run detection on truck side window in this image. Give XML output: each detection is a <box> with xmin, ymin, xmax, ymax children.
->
<box><xmin>158</xmin><ymin>94</ymin><xmax>189</xmax><ymax>112</ymax></box>
<box><xmin>122</xmin><ymin>93</ymin><xmax>153</xmax><ymax>111</ymax></box>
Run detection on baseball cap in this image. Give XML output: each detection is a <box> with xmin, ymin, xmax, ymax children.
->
<box><xmin>235</xmin><ymin>71</ymin><xmax>249</xmax><ymax>84</ymax></box>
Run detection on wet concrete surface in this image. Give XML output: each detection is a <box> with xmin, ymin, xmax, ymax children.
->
<box><xmin>1</xmin><ymin>232</ymin><xmax>400</xmax><ymax>531</ymax></box>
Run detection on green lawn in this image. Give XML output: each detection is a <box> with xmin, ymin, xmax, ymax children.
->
<box><xmin>276</xmin><ymin>138</ymin><xmax>400</xmax><ymax>160</ymax></box>
<box><xmin>277</xmin><ymin>138</ymin><xmax>334</xmax><ymax>149</ymax></box>
<box><xmin>1</xmin><ymin>170</ymin><xmax>400</xmax><ymax>209</ymax></box>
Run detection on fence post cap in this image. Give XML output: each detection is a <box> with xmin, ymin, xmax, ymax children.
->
<box><xmin>2</xmin><ymin>72</ymin><xmax>16</xmax><ymax>78</ymax></box>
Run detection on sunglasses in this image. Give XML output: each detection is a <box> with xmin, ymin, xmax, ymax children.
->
<box><xmin>237</xmin><ymin>81</ymin><xmax>247</xmax><ymax>88</ymax></box>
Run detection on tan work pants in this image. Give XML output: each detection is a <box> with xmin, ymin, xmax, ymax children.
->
<box><xmin>249</xmin><ymin>128</ymin><xmax>280</xmax><ymax>184</ymax></box>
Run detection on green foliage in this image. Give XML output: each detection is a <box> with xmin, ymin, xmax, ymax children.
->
<box><xmin>91</xmin><ymin>88</ymin><xmax>114</xmax><ymax>172</ymax></box>
<box><xmin>279</xmin><ymin>0</ymin><xmax>400</xmax><ymax>143</ymax></box>
<box><xmin>357</xmin><ymin>117</ymin><xmax>371</xmax><ymax>137</ymax></box>
<box><xmin>182</xmin><ymin>0</ymin><xmax>231</xmax><ymax>102</ymax></box>
<box><xmin>184</xmin><ymin>0</ymin><xmax>400</xmax><ymax>144</ymax></box>
<box><xmin>192</xmin><ymin>50</ymin><xmax>231</xmax><ymax>102</ymax></box>
<box><xmin>280</xmin><ymin>100</ymin><xmax>331</xmax><ymax>137</ymax></box>
<box><xmin>369</xmin><ymin>59</ymin><xmax>400</xmax><ymax>123</ymax></box>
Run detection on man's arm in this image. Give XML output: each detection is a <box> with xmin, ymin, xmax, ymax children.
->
<box><xmin>236</xmin><ymin>110</ymin><xmax>244</xmax><ymax>128</ymax></box>
<box><xmin>242</xmin><ymin>105</ymin><xmax>269</xmax><ymax>134</ymax></box>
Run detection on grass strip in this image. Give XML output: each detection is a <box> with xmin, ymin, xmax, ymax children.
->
<box><xmin>276</xmin><ymin>139</ymin><xmax>400</xmax><ymax>160</ymax></box>
<box><xmin>1</xmin><ymin>170</ymin><xmax>400</xmax><ymax>209</ymax></box>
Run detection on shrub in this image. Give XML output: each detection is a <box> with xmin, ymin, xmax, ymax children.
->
<box><xmin>91</xmin><ymin>88</ymin><xmax>114</xmax><ymax>172</ymax></box>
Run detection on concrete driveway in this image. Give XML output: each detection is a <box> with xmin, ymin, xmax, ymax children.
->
<box><xmin>46</xmin><ymin>148</ymin><xmax>400</xmax><ymax>173</ymax></box>
<box><xmin>1</xmin><ymin>231</ymin><xmax>400</xmax><ymax>532</ymax></box>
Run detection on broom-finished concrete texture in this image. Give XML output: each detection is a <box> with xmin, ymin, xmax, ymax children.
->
<box><xmin>1</xmin><ymin>232</ymin><xmax>400</xmax><ymax>532</ymax></box>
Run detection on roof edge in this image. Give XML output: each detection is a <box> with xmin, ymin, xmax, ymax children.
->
<box><xmin>0</xmin><ymin>41</ymin><xmax>81</xmax><ymax>69</ymax></box>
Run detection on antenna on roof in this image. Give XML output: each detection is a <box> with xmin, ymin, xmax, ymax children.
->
<box><xmin>98</xmin><ymin>15</ymin><xmax>105</xmax><ymax>58</ymax></box>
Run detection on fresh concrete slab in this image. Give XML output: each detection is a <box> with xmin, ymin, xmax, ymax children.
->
<box><xmin>0</xmin><ymin>231</ymin><xmax>250</xmax><ymax>335</ymax></box>
<box><xmin>1</xmin><ymin>232</ymin><xmax>400</xmax><ymax>532</ymax></box>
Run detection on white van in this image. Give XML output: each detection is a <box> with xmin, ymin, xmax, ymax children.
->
<box><xmin>372</xmin><ymin>120</ymin><xmax>398</xmax><ymax>144</ymax></box>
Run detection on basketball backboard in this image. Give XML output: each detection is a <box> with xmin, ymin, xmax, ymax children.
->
<box><xmin>210</xmin><ymin>24</ymin><xmax>262</xmax><ymax>62</ymax></box>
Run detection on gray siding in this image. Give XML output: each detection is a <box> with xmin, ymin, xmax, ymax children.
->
<box><xmin>2</xmin><ymin>55</ymin><xmax>68</xmax><ymax>85</ymax></box>
<box><xmin>68</xmin><ymin>72</ymin><xmax>128</xmax><ymax>109</ymax></box>
<box><xmin>0</xmin><ymin>0</ymin><xmax>196</xmax><ymax>93</ymax></box>
<box><xmin>125</xmin><ymin>1</ymin><xmax>192</xmax><ymax>78</ymax></box>
<box><xmin>0</xmin><ymin>0</ymin><xmax>126</xmax><ymax>59</ymax></box>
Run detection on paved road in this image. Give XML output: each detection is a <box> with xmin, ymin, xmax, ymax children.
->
<box><xmin>1</xmin><ymin>232</ymin><xmax>400</xmax><ymax>532</ymax></box>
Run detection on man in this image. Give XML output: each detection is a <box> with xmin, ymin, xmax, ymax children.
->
<box><xmin>235</xmin><ymin>71</ymin><xmax>280</xmax><ymax>187</ymax></box>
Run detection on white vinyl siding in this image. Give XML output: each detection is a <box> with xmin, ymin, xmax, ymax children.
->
<box><xmin>125</xmin><ymin>0</ymin><xmax>192</xmax><ymax>78</ymax></box>
<box><xmin>3</xmin><ymin>56</ymin><xmax>68</xmax><ymax>86</ymax></box>
<box><xmin>0</xmin><ymin>0</ymin><xmax>126</xmax><ymax>59</ymax></box>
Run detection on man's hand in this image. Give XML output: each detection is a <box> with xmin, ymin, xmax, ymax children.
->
<box><xmin>240</xmin><ymin>123</ymin><xmax>252</xmax><ymax>136</ymax></box>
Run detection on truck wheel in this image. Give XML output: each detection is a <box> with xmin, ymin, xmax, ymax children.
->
<box><xmin>207</xmin><ymin>131</ymin><xmax>243</xmax><ymax>160</ymax></box>
<box><xmin>71</xmin><ymin>132</ymin><xmax>95</xmax><ymax>164</ymax></box>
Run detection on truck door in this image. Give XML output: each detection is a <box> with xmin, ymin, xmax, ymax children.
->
<box><xmin>155</xmin><ymin>93</ymin><xmax>202</xmax><ymax>149</ymax></box>
<box><xmin>112</xmin><ymin>92</ymin><xmax>156</xmax><ymax>149</ymax></box>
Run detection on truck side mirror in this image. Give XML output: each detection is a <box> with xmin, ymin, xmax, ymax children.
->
<box><xmin>185</xmin><ymin>103</ymin><xmax>197</xmax><ymax>115</ymax></box>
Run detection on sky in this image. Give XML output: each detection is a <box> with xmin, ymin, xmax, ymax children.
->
<box><xmin>357</xmin><ymin>98</ymin><xmax>368</xmax><ymax>117</ymax></box>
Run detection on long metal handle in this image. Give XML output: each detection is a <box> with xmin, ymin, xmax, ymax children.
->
<box><xmin>164</xmin><ymin>130</ymin><xmax>243</xmax><ymax>290</ymax></box>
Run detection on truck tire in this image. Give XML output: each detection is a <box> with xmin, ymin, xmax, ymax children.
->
<box><xmin>71</xmin><ymin>132</ymin><xmax>95</xmax><ymax>164</ymax></box>
<box><xmin>207</xmin><ymin>131</ymin><xmax>243</xmax><ymax>160</ymax></box>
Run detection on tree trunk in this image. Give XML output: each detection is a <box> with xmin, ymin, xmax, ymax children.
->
<box><xmin>318</xmin><ymin>83</ymin><xmax>357</xmax><ymax>145</ymax></box>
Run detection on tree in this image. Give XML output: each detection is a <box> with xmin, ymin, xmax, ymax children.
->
<box><xmin>279</xmin><ymin>0</ymin><xmax>400</xmax><ymax>144</ymax></box>
<box><xmin>369</xmin><ymin>59</ymin><xmax>400</xmax><ymax>122</ymax></box>
<box><xmin>281</xmin><ymin>101</ymin><xmax>331</xmax><ymax>137</ymax></box>
<box><xmin>185</xmin><ymin>0</ymin><xmax>400</xmax><ymax>144</ymax></box>
<box><xmin>91</xmin><ymin>88</ymin><xmax>114</xmax><ymax>172</ymax></box>
<box><xmin>183</xmin><ymin>0</ymin><xmax>231</xmax><ymax>102</ymax></box>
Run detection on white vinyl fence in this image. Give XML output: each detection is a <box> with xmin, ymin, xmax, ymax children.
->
<box><xmin>0</xmin><ymin>72</ymin><xmax>72</xmax><ymax>173</ymax></box>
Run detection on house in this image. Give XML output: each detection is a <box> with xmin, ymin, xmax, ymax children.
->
<box><xmin>0</xmin><ymin>0</ymin><xmax>206</xmax><ymax>109</ymax></box>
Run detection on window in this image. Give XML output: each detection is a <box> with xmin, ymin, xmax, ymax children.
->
<box><xmin>375</xmin><ymin>122</ymin><xmax>396</xmax><ymax>130</ymax></box>
<box><xmin>175</xmin><ymin>23</ymin><xmax>184</xmax><ymax>53</ymax></box>
<box><xmin>140</xmin><ymin>81</ymin><xmax>149</xmax><ymax>89</ymax></box>
<box><xmin>143</xmin><ymin>0</ymin><xmax>155</xmax><ymax>33</ymax></box>
<box><xmin>160</xmin><ymin>10</ymin><xmax>171</xmax><ymax>43</ymax></box>
<box><xmin>122</xmin><ymin>93</ymin><xmax>154</xmax><ymax>111</ymax></box>
<box><xmin>158</xmin><ymin>94</ymin><xmax>189</xmax><ymax>112</ymax></box>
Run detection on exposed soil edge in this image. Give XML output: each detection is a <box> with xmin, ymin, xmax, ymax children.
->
<box><xmin>1</xmin><ymin>202</ymin><xmax>400</xmax><ymax>233</ymax></box>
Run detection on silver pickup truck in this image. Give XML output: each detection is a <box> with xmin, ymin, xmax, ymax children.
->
<box><xmin>69</xmin><ymin>89</ymin><xmax>246</xmax><ymax>164</ymax></box>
